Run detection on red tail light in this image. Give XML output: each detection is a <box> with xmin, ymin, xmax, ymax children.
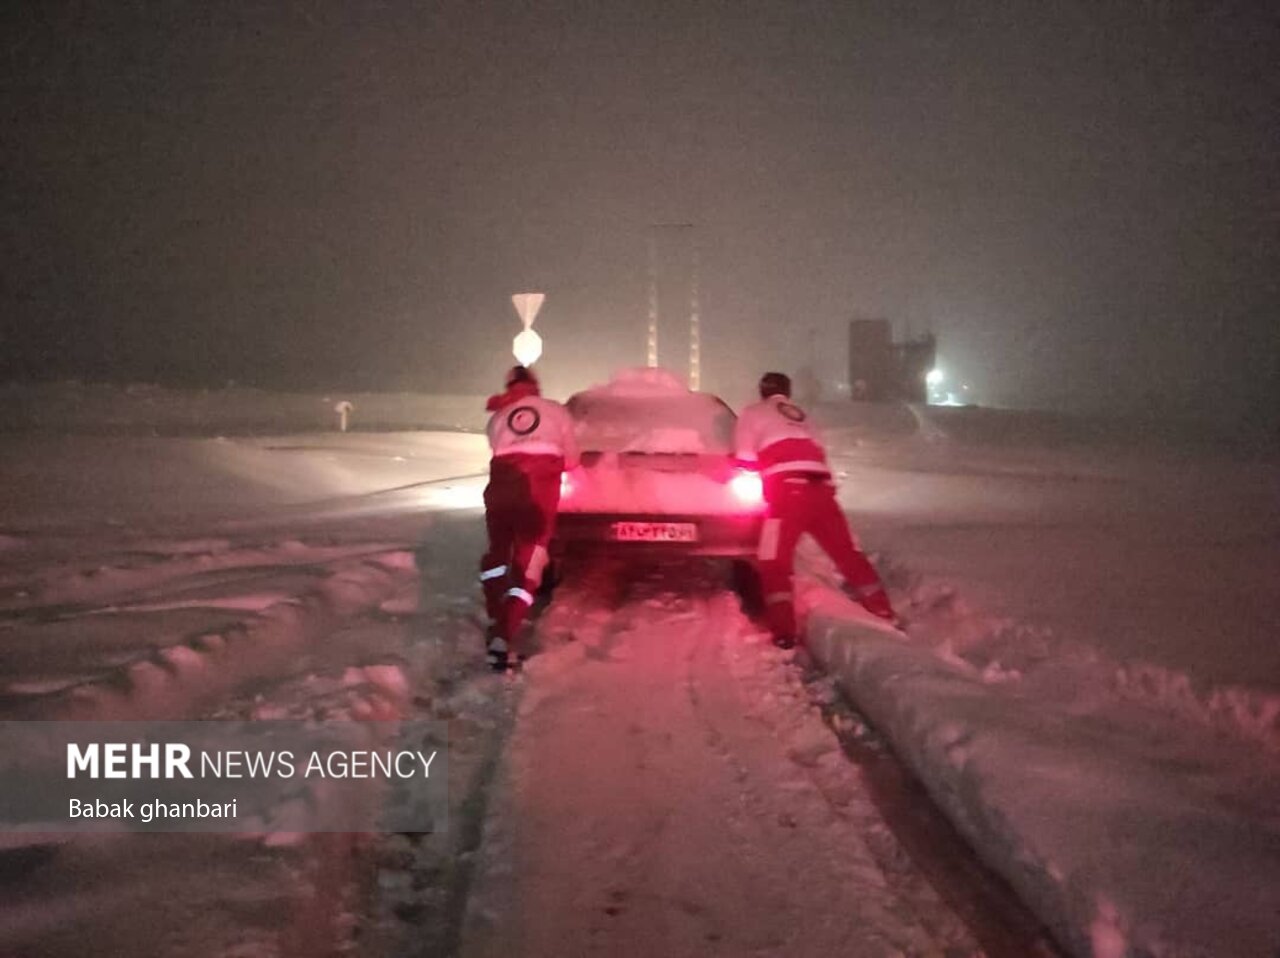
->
<box><xmin>729</xmin><ymin>469</ymin><xmax>763</xmax><ymax>505</ymax></box>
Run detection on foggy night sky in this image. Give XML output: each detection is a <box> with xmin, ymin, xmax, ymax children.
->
<box><xmin>3</xmin><ymin>2</ymin><xmax>1277</xmax><ymax>420</ymax></box>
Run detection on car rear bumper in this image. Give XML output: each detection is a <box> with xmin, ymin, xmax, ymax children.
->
<box><xmin>552</xmin><ymin>513</ymin><xmax>764</xmax><ymax>558</ymax></box>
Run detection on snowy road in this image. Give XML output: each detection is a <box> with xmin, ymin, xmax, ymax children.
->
<box><xmin>457</xmin><ymin>560</ymin><xmax>1054</xmax><ymax>958</ymax></box>
<box><xmin>6</xmin><ymin>495</ymin><xmax>1044</xmax><ymax>958</ymax></box>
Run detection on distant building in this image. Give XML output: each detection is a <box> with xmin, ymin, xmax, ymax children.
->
<box><xmin>848</xmin><ymin>318</ymin><xmax>936</xmax><ymax>402</ymax></box>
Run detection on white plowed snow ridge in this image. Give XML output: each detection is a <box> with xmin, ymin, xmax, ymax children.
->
<box><xmin>0</xmin><ymin>540</ymin><xmax>416</xmax><ymax>722</ymax></box>
<box><xmin>802</xmin><ymin>581</ymin><xmax>1280</xmax><ymax>958</ymax></box>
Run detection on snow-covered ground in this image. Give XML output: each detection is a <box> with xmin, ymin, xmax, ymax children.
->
<box><xmin>0</xmin><ymin>381</ymin><xmax>488</xmax><ymax>437</ymax></box>
<box><xmin>812</xmin><ymin>403</ymin><xmax>1279</xmax><ymax>957</ymax></box>
<box><xmin>0</xmin><ymin>383</ymin><xmax>1274</xmax><ymax>957</ymax></box>
<box><xmin>0</xmin><ymin>388</ymin><xmax>497</xmax><ymax>956</ymax></box>
<box><xmin>828</xmin><ymin>404</ymin><xmax>1280</xmax><ymax>735</ymax></box>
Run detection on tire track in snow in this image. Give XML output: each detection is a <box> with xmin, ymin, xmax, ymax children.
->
<box><xmin>458</xmin><ymin>560</ymin><xmax>988</xmax><ymax>958</ymax></box>
<box><xmin>0</xmin><ymin>540</ymin><xmax>410</xmax><ymax>616</ymax></box>
<box><xmin>1</xmin><ymin>551</ymin><xmax>417</xmax><ymax>722</ymax></box>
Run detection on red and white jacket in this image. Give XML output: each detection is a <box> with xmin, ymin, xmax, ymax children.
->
<box><xmin>485</xmin><ymin>383</ymin><xmax>579</xmax><ymax>467</ymax></box>
<box><xmin>733</xmin><ymin>394</ymin><xmax>830</xmax><ymax>478</ymax></box>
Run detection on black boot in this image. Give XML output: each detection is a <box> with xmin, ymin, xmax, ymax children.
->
<box><xmin>486</xmin><ymin>635</ymin><xmax>511</xmax><ymax>672</ymax></box>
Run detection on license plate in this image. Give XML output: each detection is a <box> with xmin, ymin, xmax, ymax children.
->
<box><xmin>610</xmin><ymin>521</ymin><xmax>699</xmax><ymax>543</ymax></box>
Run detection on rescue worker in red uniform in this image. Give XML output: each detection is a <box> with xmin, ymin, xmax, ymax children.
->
<box><xmin>735</xmin><ymin>371</ymin><xmax>899</xmax><ymax>649</ymax></box>
<box><xmin>480</xmin><ymin>365</ymin><xmax>578</xmax><ymax>670</ymax></box>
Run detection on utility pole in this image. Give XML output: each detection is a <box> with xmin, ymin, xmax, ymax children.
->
<box><xmin>689</xmin><ymin>239</ymin><xmax>701</xmax><ymax>390</ymax></box>
<box><xmin>646</xmin><ymin>233</ymin><xmax>659</xmax><ymax>367</ymax></box>
<box><xmin>646</xmin><ymin>222</ymin><xmax>698</xmax><ymax>383</ymax></box>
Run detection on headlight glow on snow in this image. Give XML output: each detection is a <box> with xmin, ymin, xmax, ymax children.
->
<box><xmin>729</xmin><ymin>469</ymin><xmax>763</xmax><ymax>505</ymax></box>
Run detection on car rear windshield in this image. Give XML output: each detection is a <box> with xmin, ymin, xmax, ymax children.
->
<box><xmin>567</xmin><ymin>393</ymin><xmax>736</xmax><ymax>454</ymax></box>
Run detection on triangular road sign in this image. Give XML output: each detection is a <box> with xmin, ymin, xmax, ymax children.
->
<box><xmin>512</xmin><ymin>292</ymin><xmax>545</xmax><ymax>327</ymax></box>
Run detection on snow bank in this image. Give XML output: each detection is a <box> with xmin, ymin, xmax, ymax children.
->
<box><xmin>811</xmin><ymin>401</ymin><xmax>923</xmax><ymax>446</ymax></box>
<box><xmin>14</xmin><ymin>551</ymin><xmax>417</xmax><ymax>724</ymax></box>
<box><xmin>0</xmin><ymin>381</ymin><xmax>488</xmax><ymax>435</ymax></box>
<box><xmin>799</xmin><ymin>581</ymin><xmax>1280</xmax><ymax>958</ymax></box>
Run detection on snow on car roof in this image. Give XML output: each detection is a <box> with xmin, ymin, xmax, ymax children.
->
<box><xmin>568</xmin><ymin>368</ymin><xmax>736</xmax><ymax>453</ymax></box>
<box><xmin>583</xmin><ymin>366</ymin><xmax>691</xmax><ymax>397</ymax></box>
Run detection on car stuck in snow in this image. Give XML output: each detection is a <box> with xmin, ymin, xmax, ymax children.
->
<box><xmin>552</xmin><ymin>368</ymin><xmax>766</xmax><ymax>558</ymax></box>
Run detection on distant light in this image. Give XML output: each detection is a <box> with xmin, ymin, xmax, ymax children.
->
<box><xmin>926</xmin><ymin>368</ymin><xmax>944</xmax><ymax>387</ymax></box>
<box><xmin>513</xmin><ymin>329</ymin><xmax>543</xmax><ymax>366</ymax></box>
<box><xmin>560</xmin><ymin>471</ymin><xmax>574</xmax><ymax>498</ymax></box>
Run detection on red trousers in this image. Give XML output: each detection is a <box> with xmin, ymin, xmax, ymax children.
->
<box><xmin>479</xmin><ymin>455</ymin><xmax>563</xmax><ymax>644</ymax></box>
<box><xmin>757</xmin><ymin>475</ymin><xmax>885</xmax><ymax>641</ymax></box>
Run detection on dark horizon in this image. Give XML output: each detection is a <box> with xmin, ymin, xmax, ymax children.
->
<box><xmin>3</xmin><ymin>2</ymin><xmax>1277</xmax><ymax>424</ymax></box>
